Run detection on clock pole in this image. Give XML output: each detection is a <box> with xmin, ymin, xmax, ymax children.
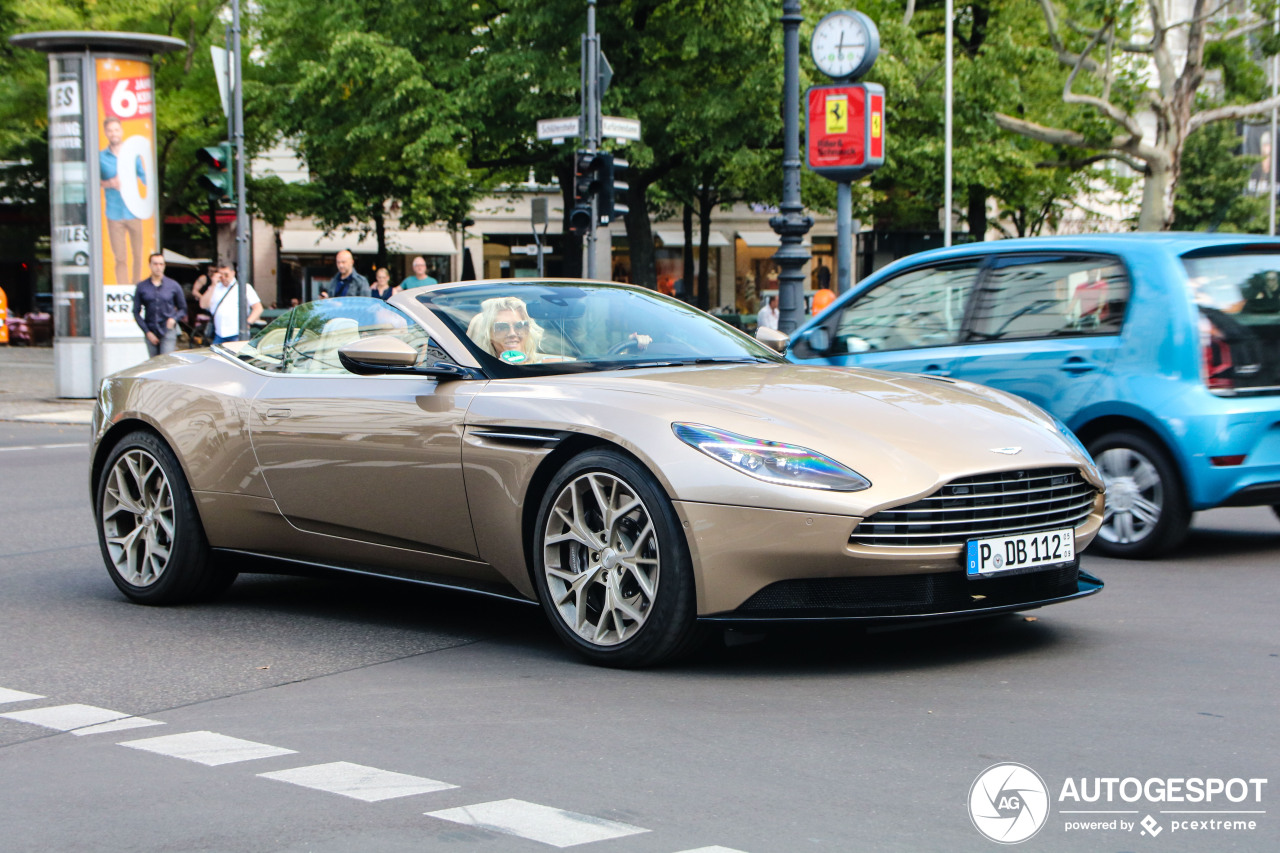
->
<box><xmin>770</xmin><ymin>0</ymin><xmax>814</xmax><ymax>334</ymax></box>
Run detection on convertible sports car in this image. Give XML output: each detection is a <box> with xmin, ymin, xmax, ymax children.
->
<box><xmin>91</xmin><ymin>280</ymin><xmax>1105</xmax><ymax>666</ymax></box>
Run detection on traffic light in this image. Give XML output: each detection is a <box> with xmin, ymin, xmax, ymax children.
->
<box><xmin>597</xmin><ymin>152</ymin><xmax>629</xmax><ymax>225</ymax></box>
<box><xmin>570</xmin><ymin>151</ymin><xmax>598</xmax><ymax>237</ymax></box>
<box><xmin>196</xmin><ymin>142</ymin><xmax>234</xmax><ymax>203</ymax></box>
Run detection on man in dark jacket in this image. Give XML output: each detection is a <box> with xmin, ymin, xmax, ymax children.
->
<box><xmin>327</xmin><ymin>249</ymin><xmax>370</xmax><ymax>298</ymax></box>
<box><xmin>133</xmin><ymin>252</ymin><xmax>187</xmax><ymax>356</ymax></box>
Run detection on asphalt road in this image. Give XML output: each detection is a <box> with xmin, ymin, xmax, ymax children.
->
<box><xmin>1</xmin><ymin>420</ymin><xmax>1276</xmax><ymax>853</ymax></box>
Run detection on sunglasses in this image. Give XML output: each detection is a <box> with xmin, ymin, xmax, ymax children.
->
<box><xmin>493</xmin><ymin>320</ymin><xmax>530</xmax><ymax>335</ymax></box>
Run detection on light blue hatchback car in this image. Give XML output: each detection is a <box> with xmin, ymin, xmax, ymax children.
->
<box><xmin>787</xmin><ymin>233</ymin><xmax>1280</xmax><ymax>558</ymax></box>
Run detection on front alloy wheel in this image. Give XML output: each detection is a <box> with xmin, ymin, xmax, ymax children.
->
<box><xmin>102</xmin><ymin>448</ymin><xmax>175</xmax><ymax>587</ymax></box>
<box><xmin>1088</xmin><ymin>430</ymin><xmax>1188</xmax><ymax>559</ymax></box>
<box><xmin>534</xmin><ymin>449</ymin><xmax>700</xmax><ymax>666</ymax></box>
<box><xmin>543</xmin><ymin>470</ymin><xmax>660</xmax><ymax>646</ymax></box>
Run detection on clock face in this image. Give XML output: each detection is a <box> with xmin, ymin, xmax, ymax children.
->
<box><xmin>811</xmin><ymin>11</ymin><xmax>878</xmax><ymax>80</ymax></box>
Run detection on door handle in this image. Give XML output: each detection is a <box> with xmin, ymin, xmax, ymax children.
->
<box><xmin>921</xmin><ymin>364</ymin><xmax>952</xmax><ymax>376</ymax></box>
<box><xmin>1060</xmin><ymin>357</ymin><xmax>1098</xmax><ymax>374</ymax></box>
<box><xmin>262</xmin><ymin>407</ymin><xmax>292</xmax><ymax>421</ymax></box>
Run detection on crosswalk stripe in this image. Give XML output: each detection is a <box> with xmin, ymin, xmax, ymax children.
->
<box><xmin>426</xmin><ymin>799</ymin><xmax>649</xmax><ymax>848</ymax></box>
<box><xmin>119</xmin><ymin>731</ymin><xmax>297</xmax><ymax>766</ymax></box>
<box><xmin>259</xmin><ymin>761</ymin><xmax>457</xmax><ymax>802</ymax></box>
<box><xmin>1</xmin><ymin>703</ymin><xmax>130</xmax><ymax>731</ymax></box>
<box><xmin>0</xmin><ymin>686</ymin><xmax>45</xmax><ymax>704</ymax></box>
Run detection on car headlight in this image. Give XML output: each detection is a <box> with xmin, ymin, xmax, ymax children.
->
<box><xmin>672</xmin><ymin>423</ymin><xmax>870</xmax><ymax>491</ymax></box>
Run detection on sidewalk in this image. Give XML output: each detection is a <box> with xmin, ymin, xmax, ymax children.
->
<box><xmin>0</xmin><ymin>346</ymin><xmax>95</xmax><ymax>424</ymax></box>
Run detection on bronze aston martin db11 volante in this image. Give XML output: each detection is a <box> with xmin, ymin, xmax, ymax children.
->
<box><xmin>91</xmin><ymin>280</ymin><xmax>1105</xmax><ymax>666</ymax></box>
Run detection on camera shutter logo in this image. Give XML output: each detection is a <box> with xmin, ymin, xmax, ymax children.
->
<box><xmin>969</xmin><ymin>763</ymin><xmax>1050</xmax><ymax>844</ymax></box>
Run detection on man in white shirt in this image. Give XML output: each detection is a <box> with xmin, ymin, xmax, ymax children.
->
<box><xmin>198</xmin><ymin>264</ymin><xmax>263</xmax><ymax>344</ymax></box>
<box><xmin>757</xmin><ymin>294</ymin><xmax>779</xmax><ymax>330</ymax></box>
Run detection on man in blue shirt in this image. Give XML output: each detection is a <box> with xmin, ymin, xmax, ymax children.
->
<box><xmin>100</xmin><ymin>117</ymin><xmax>145</xmax><ymax>285</ymax></box>
<box><xmin>133</xmin><ymin>252</ymin><xmax>187</xmax><ymax>356</ymax></box>
<box><xmin>327</xmin><ymin>249</ymin><xmax>370</xmax><ymax>297</ymax></box>
<box><xmin>397</xmin><ymin>255</ymin><xmax>438</xmax><ymax>291</ymax></box>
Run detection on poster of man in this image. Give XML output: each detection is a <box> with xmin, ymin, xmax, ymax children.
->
<box><xmin>95</xmin><ymin>57</ymin><xmax>158</xmax><ymax>338</ymax></box>
<box><xmin>95</xmin><ymin>58</ymin><xmax>157</xmax><ymax>288</ymax></box>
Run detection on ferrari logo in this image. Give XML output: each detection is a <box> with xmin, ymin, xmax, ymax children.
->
<box><xmin>871</xmin><ymin>112</ymin><xmax>882</xmax><ymax>139</ymax></box>
<box><xmin>826</xmin><ymin>95</ymin><xmax>848</xmax><ymax>134</ymax></box>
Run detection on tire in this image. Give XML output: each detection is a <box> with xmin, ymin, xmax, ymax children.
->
<box><xmin>532</xmin><ymin>448</ymin><xmax>703</xmax><ymax>667</ymax></box>
<box><xmin>1087</xmin><ymin>430</ymin><xmax>1189</xmax><ymax>559</ymax></box>
<box><xmin>94</xmin><ymin>430</ymin><xmax>236</xmax><ymax>604</ymax></box>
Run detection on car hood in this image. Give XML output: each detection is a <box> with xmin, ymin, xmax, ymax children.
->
<box><xmin>531</xmin><ymin>363</ymin><xmax>1101</xmax><ymax>503</ymax></box>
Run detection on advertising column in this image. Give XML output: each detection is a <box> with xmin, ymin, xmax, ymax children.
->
<box><xmin>11</xmin><ymin>32</ymin><xmax>183</xmax><ymax>398</ymax></box>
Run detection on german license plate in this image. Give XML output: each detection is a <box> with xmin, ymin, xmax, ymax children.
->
<box><xmin>966</xmin><ymin>528</ymin><xmax>1075</xmax><ymax>577</ymax></box>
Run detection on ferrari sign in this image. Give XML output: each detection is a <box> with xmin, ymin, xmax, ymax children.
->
<box><xmin>806</xmin><ymin>82</ymin><xmax>885</xmax><ymax>181</ymax></box>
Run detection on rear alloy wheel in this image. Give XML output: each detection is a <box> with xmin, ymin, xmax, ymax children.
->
<box><xmin>1088</xmin><ymin>430</ymin><xmax>1189</xmax><ymax>559</ymax></box>
<box><xmin>95</xmin><ymin>431</ymin><xmax>235</xmax><ymax>603</ymax></box>
<box><xmin>534</xmin><ymin>449</ymin><xmax>701</xmax><ymax>667</ymax></box>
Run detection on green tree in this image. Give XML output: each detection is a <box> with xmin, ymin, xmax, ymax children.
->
<box><xmin>995</xmin><ymin>0</ymin><xmax>1280</xmax><ymax>230</ymax></box>
<box><xmin>254</xmin><ymin>0</ymin><xmax>485</xmax><ymax>267</ymax></box>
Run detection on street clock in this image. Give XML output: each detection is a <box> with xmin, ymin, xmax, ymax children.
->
<box><xmin>811</xmin><ymin>10</ymin><xmax>879</xmax><ymax>81</ymax></box>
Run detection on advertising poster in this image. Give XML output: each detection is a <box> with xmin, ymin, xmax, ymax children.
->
<box><xmin>48</xmin><ymin>57</ymin><xmax>92</xmax><ymax>338</ymax></box>
<box><xmin>95</xmin><ymin>56</ymin><xmax>157</xmax><ymax>337</ymax></box>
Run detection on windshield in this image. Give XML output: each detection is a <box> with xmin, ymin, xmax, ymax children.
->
<box><xmin>1185</xmin><ymin>252</ymin><xmax>1280</xmax><ymax>392</ymax></box>
<box><xmin>418</xmin><ymin>281</ymin><xmax>784</xmax><ymax>376</ymax></box>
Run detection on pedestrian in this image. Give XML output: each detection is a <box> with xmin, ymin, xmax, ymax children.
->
<box><xmin>199</xmin><ymin>263</ymin><xmax>263</xmax><ymax>345</ymax></box>
<box><xmin>327</xmin><ymin>249</ymin><xmax>370</xmax><ymax>298</ymax></box>
<box><xmin>815</xmin><ymin>257</ymin><xmax>831</xmax><ymax>291</ymax></box>
<box><xmin>757</xmin><ymin>294</ymin><xmax>779</xmax><ymax>330</ymax></box>
<box><xmin>133</xmin><ymin>251</ymin><xmax>187</xmax><ymax>356</ymax></box>
<box><xmin>371</xmin><ymin>267</ymin><xmax>395</xmax><ymax>300</ymax></box>
<box><xmin>397</xmin><ymin>255</ymin><xmax>438</xmax><ymax>292</ymax></box>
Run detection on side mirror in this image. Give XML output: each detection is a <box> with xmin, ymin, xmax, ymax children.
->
<box><xmin>754</xmin><ymin>326</ymin><xmax>791</xmax><ymax>353</ymax></box>
<box><xmin>338</xmin><ymin>335</ymin><xmax>417</xmax><ymax>370</ymax></box>
<box><xmin>802</xmin><ymin>327</ymin><xmax>831</xmax><ymax>353</ymax></box>
<box><xmin>337</xmin><ymin>334</ymin><xmax>478</xmax><ymax>380</ymax></box>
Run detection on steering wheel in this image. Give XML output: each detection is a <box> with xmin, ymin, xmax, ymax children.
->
<box><xmin>606</xmin><ymin>337</ymin><xmax>644</xmax><ymax>356</ymax></box>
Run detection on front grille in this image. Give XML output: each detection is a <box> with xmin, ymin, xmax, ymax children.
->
<box><xmin>852</xmin><ymin>467</ymin><xmax>1097</xmax><ymax>547</ymax></box>
<box><xmin>738</xmin><ymin>565</ymin><xmax>1080</xmax><ymax>616</ymax></box>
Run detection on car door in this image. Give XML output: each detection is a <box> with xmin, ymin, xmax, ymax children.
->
<box><xmin>947</xmin><ymin>253</ymin><xmax>1129</xmax><ymax>419</ymax></box>
<box><xmin>247</xmin><ymin>298</ymin><xmax>482</xmax><ymax>559</ymax></box>
<box><xmin>793</xmin><ymin>260</ymin><xmax>984</xmax><ymax>377</ymax></box>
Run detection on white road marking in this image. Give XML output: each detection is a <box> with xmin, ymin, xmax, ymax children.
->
<box><xmin>426</xmin><ymin>799</ymin><xmax>649</xmax><ymax>848</ymax></box>
<box><xmin>0</xmin><ymin>443</ymin><xmax>86</xmax><ymax>451</ymax></box>
<box><xmin>259</xmin><ymin>761</ymin><xmax>457</xmax><ymax>802</ymax></box>
<box><xmin>11</xmin><ymin>412</ymin><xmax>93</xmax><ymax>424</ymax></box>
<box><xmin>1</xmin><ymin>703</ymin><xmax>129</xmax><ymax>731</ymax></box>
<box><xmin>0</xmin><ymin>687</ymin><xmax>45</xmax><ymax>704</ymax></box>
<box><xmin>119</xmin><ymin>731</ymin><xmax>297</xmax><ymax>766</ymax></box>
<box><xmin>674</xmin><ymin>848</ymin><xmax>752</xmax><ymax>853</ymax></box>
<box><xmin>73</xmin><ymin>716</ymin><xmax>164</xmax><ymax>736</ymax></box>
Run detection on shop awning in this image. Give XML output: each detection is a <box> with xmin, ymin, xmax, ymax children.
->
<box><xmin>162</xmin><ymin>248</ymin><xmax>209</xmax><ymax>268</ymax></box>
<box><xmin>654</xmin><ymin>230</ymin><xmax>731</xmax><ymax>248</ymax></box>
<box><xmin>279</xmin><ymin>228</ymin><xmax>456</xmax><ymax>256</ymax></box>
<box><xmin>736</xmin><ymin>230</ymin><xmax>782</xmax><ymax>247</ymax></box>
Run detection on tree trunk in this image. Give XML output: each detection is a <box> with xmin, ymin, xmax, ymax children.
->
<box><xmin>373</xmin><ymin>207</ymin><xmax>388</xmax><ymax>271</ymax></box>
<box><xmin>1138</xmin><ymin>164</ymin><xmax>1174</xmax><ymax>231</ymax></box>
<box><xmin>681</xmin><ymin>203</ymin><xmax>694</xmax><ymax>303</ymax></box>
<box><xmin>624</xmin><ymin>176</ymin><xmax>655</xmax><ymax>289</ymax></box>
<box><xmin>696</xmin><ymin>189</ymin><xmax>714</xmax><ymax>310</ymax></box>
<box><xmin>967</xmin><ymin>184</ymin><xmax>987</xmax><ymax>240</ymax></box>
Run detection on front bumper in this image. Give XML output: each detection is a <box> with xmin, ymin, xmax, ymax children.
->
<box><xmin>699</xmin><ymin>565</ymin><xmax>1102</xmax><ymax>623</ymax></box>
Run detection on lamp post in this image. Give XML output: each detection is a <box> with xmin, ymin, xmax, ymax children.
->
<box><xmin>770</xmin><ymin>0</ymin><xmax>814</xmax><ymax>333</ymax></box>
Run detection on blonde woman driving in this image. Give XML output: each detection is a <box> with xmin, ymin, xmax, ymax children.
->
<box><xmin>466</xmin><ymin>296</ymin><xmax>561</xmax><ymax>364</ymax></box>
